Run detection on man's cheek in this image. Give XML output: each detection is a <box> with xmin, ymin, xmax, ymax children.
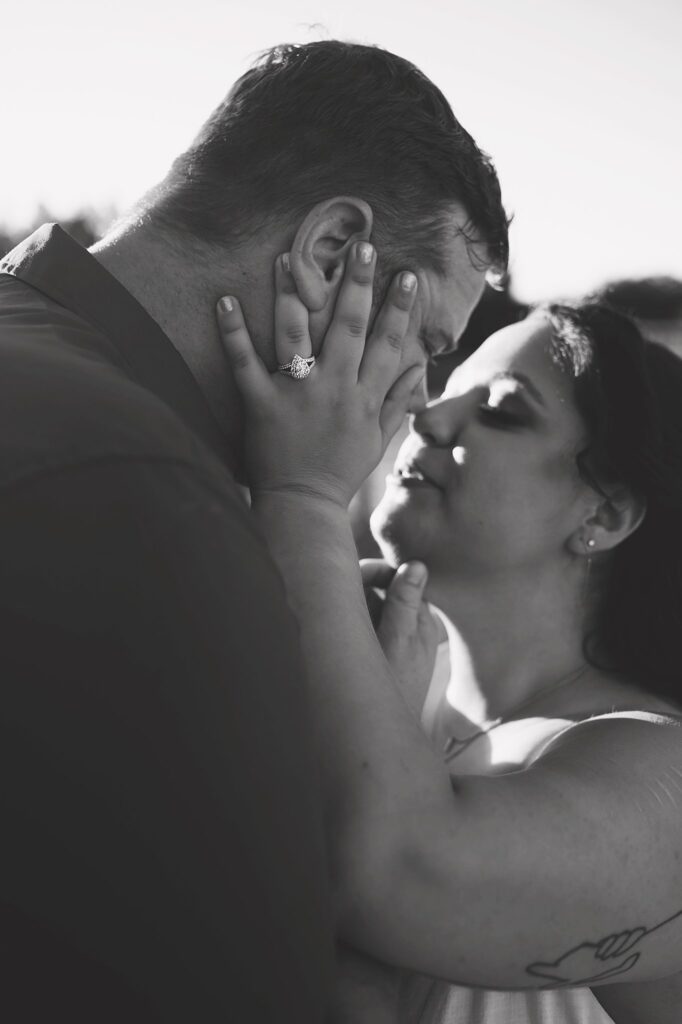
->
<box><xmin>406</xmin><ymin>373</ymin><xmax>429</xmax><ymax>413</ymax></box>
<box><xmin>401</xmin><ymin>331</ymin><xmax>428</xmax><ymax>373</ymax></box>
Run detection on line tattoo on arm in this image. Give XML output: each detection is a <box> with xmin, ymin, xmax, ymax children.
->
<box><xmin>526</xmin><ymin>906</ymin><xmax>682</xmax><ymax>986</ymax></box>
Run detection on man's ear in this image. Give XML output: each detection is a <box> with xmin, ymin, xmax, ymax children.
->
<box><xmin>567</xmin><ymin>488</ymin><xmax>647</xmax><ymax>557</ymax></box>
<box><xmin>289</xmin><ymin>197</ymin><xmax>373</xmax><ymax>312</ymax></box>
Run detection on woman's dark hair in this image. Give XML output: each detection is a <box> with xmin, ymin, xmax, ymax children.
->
<box><xmin>544</xmin><ymin>302</ymin><xmax>682</xmax><ymax>703</ymax></box>
<box><xmin>150</xmin><ymin>40</ymin><xmax>509</xmax><ymax>281</ymax></box>
<box><xmin>593</xmin><ymin>276</ymin><xmax>682</xmax><ymax>323</ymax></box>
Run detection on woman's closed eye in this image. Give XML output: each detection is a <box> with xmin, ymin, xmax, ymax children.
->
<box><xmin>477</xmin><ymin>401</ymin><xmax>527</xmax><ymax>428</ymax></box>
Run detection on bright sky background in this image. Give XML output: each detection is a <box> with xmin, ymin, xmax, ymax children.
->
<box><xmin>2</xmin><ymin>0</ymin><xmax>681</xmax><ymax>301</ymax></box>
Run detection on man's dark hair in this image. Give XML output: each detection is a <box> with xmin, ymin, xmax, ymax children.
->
<box><xmin>150</xmin><ymin>41</ymin><xmax>509</xmax><ymax>281</ymax></box>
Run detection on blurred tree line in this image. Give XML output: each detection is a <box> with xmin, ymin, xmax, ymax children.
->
<box><xmin>0</xmin><ymin>207</ymin><xmax>113</xmax><ymax>259</ymax></box>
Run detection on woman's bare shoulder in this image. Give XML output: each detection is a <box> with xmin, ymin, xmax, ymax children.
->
<box><xmin>535</xmin><ymin>701</ymin><xmax>682</xmax><ymax>777</ymax></box>
<box><xmin>544</xmin><ymin>669</ymin><xmax>682</xmax><ymax>721</ymax></box>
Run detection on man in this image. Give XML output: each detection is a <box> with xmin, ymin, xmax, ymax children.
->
<box><xmin>0</xmin><ymin>40</ymin><xmax>508</xmax><ymax>1020</ymax></box>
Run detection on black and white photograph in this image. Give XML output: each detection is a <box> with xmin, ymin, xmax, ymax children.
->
<box><xmin>2</xmin><ymin>1</ymin><xmax>681</xmax><ymax>1021</ymax></box>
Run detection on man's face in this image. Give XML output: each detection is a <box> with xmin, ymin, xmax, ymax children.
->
<box><xmin>386</xmin><ymin>213</ymin><xmax>488</xmax><ymax>409</ymax></box>
<box><xmin>242</xmin><ymin>205</ymin><xmax>487</xmax><ymax>393</ymax></box>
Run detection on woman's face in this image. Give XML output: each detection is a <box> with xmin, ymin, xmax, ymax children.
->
<box><xmin>371</xmin><ymin>314</ymin><xmax>596</xmax><ymax>574</ymax></box>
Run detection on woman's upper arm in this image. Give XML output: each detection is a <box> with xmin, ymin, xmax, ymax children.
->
<box><xmin>350</xmin><ymin>714</ymin><xmax>682</xmax><ymax>991</ymax></box>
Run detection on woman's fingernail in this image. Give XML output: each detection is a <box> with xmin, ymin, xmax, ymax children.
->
<box><xmin>405</xmin><ymin>561</ymin><xmax>427</xmax><ymax>584</ymax></box>
<box><xmin>357</xmin><ymin>242</ymin><xmax>374</xmax><ymax>264</ymax></box>
<box><xmin>281</xmin><ymin>253</ymin><xmax>291</xmax><ymax>272</ymax></box>
<box><xmin>219</xmin><ymin>296</ymin><xmax>234</xmax><ymax>313</ymax></box>
<box><xmin>400</xmin><ymin>272</ymin><xmax>417</xmax><ymax>292</ymax></box>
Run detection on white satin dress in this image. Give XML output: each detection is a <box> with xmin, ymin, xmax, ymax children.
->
<box><xmin>398</xmin><ymin>621</ymin><xmax>618</xmax><ymax>1024</ymax></box>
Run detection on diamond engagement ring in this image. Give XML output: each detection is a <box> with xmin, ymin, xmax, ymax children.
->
<box><xmin>277</xmin><ymin>354</ymin><xmax>316</xmax><ymax>380</ymax></box>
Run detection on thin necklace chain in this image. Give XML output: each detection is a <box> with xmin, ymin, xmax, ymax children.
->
<box><xmin>442</xmin><ymin>663</ymin><xmax>589</xmax><ymax>764</ymax></box>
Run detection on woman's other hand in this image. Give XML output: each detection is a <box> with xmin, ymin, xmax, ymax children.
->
<box><xmin>216</xmin><ymin>244</ymin><xmax>423</xmax><ymax>508</ymax></box>
<box><xmin>361</xmin><ymin>558</ymin><xmax>441</xmax><ymax>719</ymax></box>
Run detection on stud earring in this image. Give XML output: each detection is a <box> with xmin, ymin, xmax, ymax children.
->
<box><xmin>583</xmin><ymin>537</ymin><xmax>596</xmax><ymax>603</ymax></box>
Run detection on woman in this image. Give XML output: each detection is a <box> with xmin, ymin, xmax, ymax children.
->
<box><xmin>217</xmin><ymin>245</ymin><xmax>682</xmax><ymax>1023</ymax></box>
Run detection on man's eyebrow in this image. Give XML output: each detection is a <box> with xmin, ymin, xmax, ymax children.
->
<box><xmin>490</xmin><ymin>371</ymin><xmax>546</xmax><ymax>408</ymax></box>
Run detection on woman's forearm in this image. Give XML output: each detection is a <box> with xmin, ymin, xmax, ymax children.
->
<box><xmin>251</xmin><ymin>492</ymin><xmax>454</xmax><ymax>897</ymax></box>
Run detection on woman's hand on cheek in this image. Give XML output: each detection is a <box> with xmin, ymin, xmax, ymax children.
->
<box><xmin>216</xmin><ymin>244</ymin><xmax>424</xmax><ymax>509</ymax></box>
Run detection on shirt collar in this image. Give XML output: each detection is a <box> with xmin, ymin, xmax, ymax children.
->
<box><xmin>0</xmin><ymin>223</ymin><xmax>230</xmax><ymax>464</ymax></box>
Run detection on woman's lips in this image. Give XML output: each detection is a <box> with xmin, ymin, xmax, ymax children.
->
<box><xmin>388</xmin><ymin>466</ymin><xmax>442</xmax><ymax>490</ymax></box>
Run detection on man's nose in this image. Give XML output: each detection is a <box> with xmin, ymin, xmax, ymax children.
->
<box><xmin>406</xmin><ymin>372</ymin><xmax>429</xmax><ymax>415</ymax></box>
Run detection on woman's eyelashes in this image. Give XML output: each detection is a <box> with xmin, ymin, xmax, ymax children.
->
<box><xmin>437</xmin><ymin>379</ymin><xmax>535</xmax><ymax>433</ymax></box>
<box><xmin>477</xmin><ymin>399</ymin><xmax>528</xmax><ymax>428</ymax></box>
<box><xmin>475</xmin><ymin>378</ymin><xmax>535</xmax><ymax>429</ymax></box>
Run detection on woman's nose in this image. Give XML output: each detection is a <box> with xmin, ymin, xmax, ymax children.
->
<box><xmin>410</xmin><ymin>397</ymin><xmax>459</xmax><ymax>446</ymax></box>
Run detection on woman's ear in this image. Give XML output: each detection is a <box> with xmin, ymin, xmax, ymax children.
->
<box><xmin>567</xmin><ymin>488</ymin><xmax>647</xmax><ymax>557</ymax></box>
<box><xmin>289</xmin><ymin>197</ymin><xmax>373</xmax><ymax>311</ymax></box>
